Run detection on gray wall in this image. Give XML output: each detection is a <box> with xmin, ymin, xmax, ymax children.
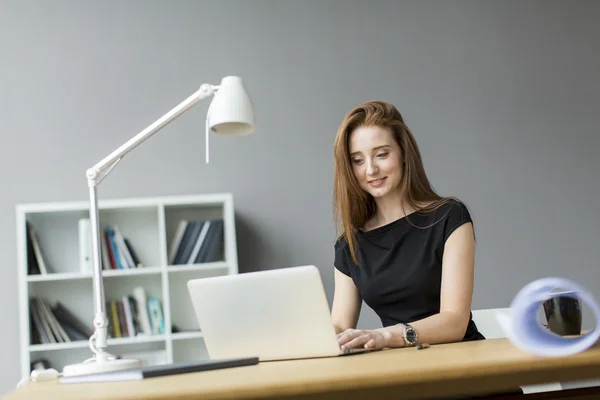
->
<box><xmin>1</xmin><ymin>0</ymin><xmax>599</xmax><ymax>394</ymax></box>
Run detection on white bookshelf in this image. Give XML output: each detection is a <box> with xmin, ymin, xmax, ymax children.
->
<box><xmin>16</xmin><ymin>193</ymin><xmax>238</xmax><ymax>380</ymax></box>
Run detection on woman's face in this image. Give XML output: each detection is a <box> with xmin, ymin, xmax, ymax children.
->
<box><xmin>348</xmin><ymin>125</ymin><xmax>403</xmax><ymax>199</ymax></box>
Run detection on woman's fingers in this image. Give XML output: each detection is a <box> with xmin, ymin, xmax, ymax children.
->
<box><xmin>336</xmin><ymin>329</ymin><xmax>348</xmax><ymax>340</ymax></box>
<box><xmin>337</xmin><ymin>329</ymin><xmax>362</xmax><ymax>345</ymax></box>
<box><xmin>341</xmin><ymin>334</ymin><xmax>371</xmax><ymax>350</ymax></box>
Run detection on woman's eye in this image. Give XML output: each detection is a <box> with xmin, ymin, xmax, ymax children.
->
<box><xmin>376</xmin><ymin>152</ymin><xmax>389</xmax><ymax>158</ymax></box>
<box><xmin>352</xmin><ymin>158</ymin><xmax>364</xmax><ymax>164</ymax></box>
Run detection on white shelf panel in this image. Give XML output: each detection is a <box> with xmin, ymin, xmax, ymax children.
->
<box><xmin>29</xmin><ymin>340</ymin><xmax>89</xmax><ymax>352</ymax></box>
<box><xmin>27</xmin><ymin>267</ymin><xmax>163</xmax><ymax>282</ymax></box>
<box><xmin>172</xmin><ymin>332</ymin><xmax>204</xmax><ymax>341</ymax></box>
<box><xmin>16</xmin><ymin>193</ymin><xmax>233</xmax><ymax>214</ymax></box>
<box><xmin>29</xmin><ymin>335</ymin><xmax>167</xmax><ymax>352</ymax></box>
<box><xmin>167</xmin><ymin>262</ymin><xmax>228</xmax><ymax>273</ymax></box>
<box><xmin>103</xmin><ymin>266</ymin><xmax>163</xmax><ymax>278</ymax></box>
<box><xmin>27</xmin><ymin>272</ymin><xmax>91</xmax><ymax>282</ymax></box>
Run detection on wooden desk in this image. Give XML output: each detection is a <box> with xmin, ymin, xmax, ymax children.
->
<box><xmin>4</xmin><ymin>338</ymin><xmax>600</xmax><ymax>400</ymax></box>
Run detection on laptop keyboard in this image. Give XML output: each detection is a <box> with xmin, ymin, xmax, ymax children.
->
<box><xmin>341</xmin><ymin>347</ymin><xmax>370</xmax><ymax>355</ymax></box>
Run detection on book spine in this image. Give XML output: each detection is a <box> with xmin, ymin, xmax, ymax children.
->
<box><xmin>187</xmin><ymin>221</ymin><xmax>211</xmax><ymax>264</ymax></box>
<box><xmin>124</xmin><ymin>238</ymin><xmax>143</xmax><ymax>268</ymax></box>
<box><xmin>117</xmin><ymin>300</ymin><xmax>129</xmax><ymax>337</ymax></box>
<box><xmin>107</xmin><ymin>227</ymin><xmax>126</xmax><ymax>270</ymax></box>
<box><xmin>112</xmin><ymin>226</ymin><xmax>136</xmax><ymax>269</ymax></box>
<box><xmin>30</xmin><ymin>299</ymin><xmax>49</xmax><ymax>344</ymax></box>
<box><xmin>110</xmin><ymin>301</ymin><xmax>121</xmax><ymax>338</ymax></box>
<box><xmin>40</xmin><ymin>298</ymin><xmax>71</xmax><ymax>343</ymax></box>
<box><xmin>122</xmin><ymin>296</ymin><xmax>136</xmax><ymax>337</ymax></box>
<box><xmin>35</xmin><ymin>298</ymin><xmax>56</xmax><ymax>343</ymax></box>
<box><xmin>132</xmin><ymin>287</ymin><xmax>152</xmax><ymax>335</ymax></box>
<box><xmin>148</xmin><ymin>296</ymin><xmax>164</xmax><ymax>335</ymax></box>
<box><xmin>168</xmin><ymin>220</ymin><xmax>188</xmax><ymax>265</ymax></box>
<box><xmin>27</xmin><ymin>222</ymin><xmax>49</xmax><ymax>274</ymax></box>
<box><xmin>104</xmin><ymin>230</ymin><xmax>117</xmax><ymax>269</ymax></box>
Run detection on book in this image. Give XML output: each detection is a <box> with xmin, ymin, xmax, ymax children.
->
<box><xmin>33</xmin><ymin>298</ymin><xmax>56</xmax><ymax>344</ymax></box>
<box><xmin>106</xmin><ymin>226</ymin><xmax>125</xmax><ymax>269</ymax></box>
<box><xmin>38</xmin><ymin>298</ymin><xmax>70</xmax><ymax>343</ymax></box>
<box><xmin>26</xmin><ymin>221</ymin><xmax>50</xmax><ymax>274</ymax></box>
<box><xmin>171</xmin><ymin>221</ymin><xmax>196</xmax><ymax>264</ymax></box>
<box><xmin>30</xmin><ymin>299</ymin><xmax>51</xmax><ymax>344</ymax></box>
<box><xmin>175</xmin><ymin>221</ymin><xmax>203</xmax><ymax>265</ymax></box>
<box><xmin>51</xmin><ymin>302</ymin><xmax>94</xmax><ymax>338</ymax></box>
<box><xmin>187</xmin><ymin>221</ymin><xmax>211</xmax><ymax>264</ymax></box>
<box><xmin>132</xmin><ymin>286</ymin><xmax>152</xmax><ymax>335</ymax></box>
<box><xmin>148</xmin><ymin>296</ymin><xmax>164</xmax><ymax>335</ymax></box>
<box><xmin>196</xmin><ymin>219</ymin><xmax>224</xmax><ymax>263</ymax></box>
<box><xmin>58</xmin><ymin>357</ymin><xmax>259</xmax><ymax>384</ymax></box>
<box><xmin>168</xmin><ymin>220</ymin><xmax>188</xmax><ymax>264</ymax></box>
<box><xmin>100</xmin><ymin>230</ymin><xmax>112</xmax><ymax>270</ymax></box>
<box><xmin>112</xmin><ymin>225</ymin><xmax>136</xmax><ymax>269</ymax></box>
<box><xmin>78</xmin><ymin>218</ymin><xmax>93</xmax><ymax>274</ymax></box>
<box><xmin>124</xmin><ymin>238</ymin><xmax>143</xmax><ymax>268</ymax></box>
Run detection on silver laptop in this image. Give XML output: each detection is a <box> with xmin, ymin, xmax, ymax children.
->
<box><xmin>186</xmin><ymin>265</ymin><xmax>371</xmax><ymax>361</ymax></box>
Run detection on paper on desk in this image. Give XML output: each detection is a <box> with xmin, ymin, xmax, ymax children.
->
<box><xmin>496</xmin><ymin>277</ymin><xmax>600</xmax><ymax>357</ymax></box>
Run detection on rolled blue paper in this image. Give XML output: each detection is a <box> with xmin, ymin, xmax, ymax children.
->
<box><xmin>497</xmin><ymin>277</ymin><xmax>600</xmax><ymax>357</ymax></box>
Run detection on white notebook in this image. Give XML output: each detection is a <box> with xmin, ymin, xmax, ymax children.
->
<box><xmin>59</xmin><ymin>357</ymin><xmax>259</xmax><ymax>384</ymax></box>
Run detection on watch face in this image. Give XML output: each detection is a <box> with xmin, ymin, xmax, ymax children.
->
<box><xmin>406</xmin><ymin>328</ymin><xmax>417</xmax><ymax>343</ymax></box>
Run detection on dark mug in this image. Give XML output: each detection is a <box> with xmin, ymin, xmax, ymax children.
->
<box><xmin>543</xmin><ymin>295</ymin><xmax>582</xmax><ymax>336</ymax></box>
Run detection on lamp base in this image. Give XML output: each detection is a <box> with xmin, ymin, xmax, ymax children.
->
<box><xmin>62</xmin><ymin>358</ymin><xmax>141</xmax><ymax>377</ymax></box>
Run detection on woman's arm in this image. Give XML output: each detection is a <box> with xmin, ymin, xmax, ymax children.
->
<box><xmin>331</xmin><ymin>268</ymin><xmax>362</xmax><ymax>334</ymax></box>
<box><xmin>338</xmin><ymin>222</ymin><xmax>475</xmax><ymax>349</ymax></box>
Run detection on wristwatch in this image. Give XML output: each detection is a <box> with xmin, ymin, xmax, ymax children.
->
<box><xmin>399</xmin><ymin>323</ymin><xmax>418</xmax><ymax>346</ymax></box>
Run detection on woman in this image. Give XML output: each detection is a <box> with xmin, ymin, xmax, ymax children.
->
<box><xmin>332</xmin><ymin>100</ymin><xmax>484</xmax><ymax>351</ymax></box>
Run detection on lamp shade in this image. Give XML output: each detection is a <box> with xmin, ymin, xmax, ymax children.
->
<box><xmin>208</xmin><ymin>76</ymin><xmax>255</xmax><ymax>135</ymax></box>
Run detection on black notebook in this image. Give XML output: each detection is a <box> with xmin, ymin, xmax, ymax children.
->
<box><xmin>59</xmin><ymin>357</ymin><xmax>259</xmax><ymax>384</ymax></box>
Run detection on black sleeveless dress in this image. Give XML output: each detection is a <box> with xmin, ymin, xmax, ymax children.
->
<box><xmin>334</xmin><ymin>199</ymin><xmax>485</xmax><ymax>341</ymax></box>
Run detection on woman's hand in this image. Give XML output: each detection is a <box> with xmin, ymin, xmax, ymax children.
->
<box><xmin>337</xmin><ymin>328</ymin><xmax>392</xmax><ymax>350</ymax></box>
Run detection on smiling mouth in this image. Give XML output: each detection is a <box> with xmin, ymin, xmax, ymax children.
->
<box><xmin>368</xmin><ymin>177</ymin><xmax>387</xmax><ymax>187</ymax></box>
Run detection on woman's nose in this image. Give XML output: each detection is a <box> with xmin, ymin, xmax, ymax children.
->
<box><xmin>366</xmin><ymin>161</ymin><xmax>378</xmax><ymax>175</ymax></box>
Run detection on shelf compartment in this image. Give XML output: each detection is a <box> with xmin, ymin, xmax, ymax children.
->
<box><xmin>99</xmin><ymin>206</ymin><xmax>161</xmax><ymax>270</ymax></box>
<box><xmin>164</xmin><ymin>204</ymin><xmax>225</xmax><ymax>266</ymax></box>
<box><xmin>25</xmin><ymin>209</ymin><xmax>90</xmax><ymax>275</ymax></box>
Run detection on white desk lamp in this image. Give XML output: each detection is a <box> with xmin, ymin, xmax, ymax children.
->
<box><xmin>62</xmin><ymin>76</ymin><xmax>255</xmax><ymax>377</ymax></box>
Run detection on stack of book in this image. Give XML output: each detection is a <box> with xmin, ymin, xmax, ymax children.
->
<box><xmin>29</xmin><ymin>298</ymin><xmax>93</xmax><ymax>344</ymax></box>
<box><xmin>78</xmin><ymin>218</ymin><xmax>144</xmax><ymax>272</ymax></box>
<box><xmin>168</xmin><ymin>219</ymin><xmax>224</xmax><ymax>265</ymax></box>
<box><xmin>29</xmin><ymin>287</ymin><xmax>164</xmax><ymax>345</ymax></box>
<box><xmin>106</xmin><ymin>287</ymin><xmax>165</xmax><ymax>338</ymax></box>
<box><xmin>101</xmin><ymin>223</ymin><xmax>143</xmax><ymax>270</ymax></box>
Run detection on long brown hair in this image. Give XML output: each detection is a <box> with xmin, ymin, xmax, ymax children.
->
<box><xmin>333</xmin><ymin>100</ymin><xmax>454</xmax><ymax>265</ymax></box>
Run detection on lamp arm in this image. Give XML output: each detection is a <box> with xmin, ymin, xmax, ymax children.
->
<box><xmin>86</xmin><ymin>83</ymin><xmax>216</xmax><ymax>185</ymax></box>
<box><xmin>83</xmin><ymin>82</ymin><xmax>216</xmax><ymax>365</ymax></box>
